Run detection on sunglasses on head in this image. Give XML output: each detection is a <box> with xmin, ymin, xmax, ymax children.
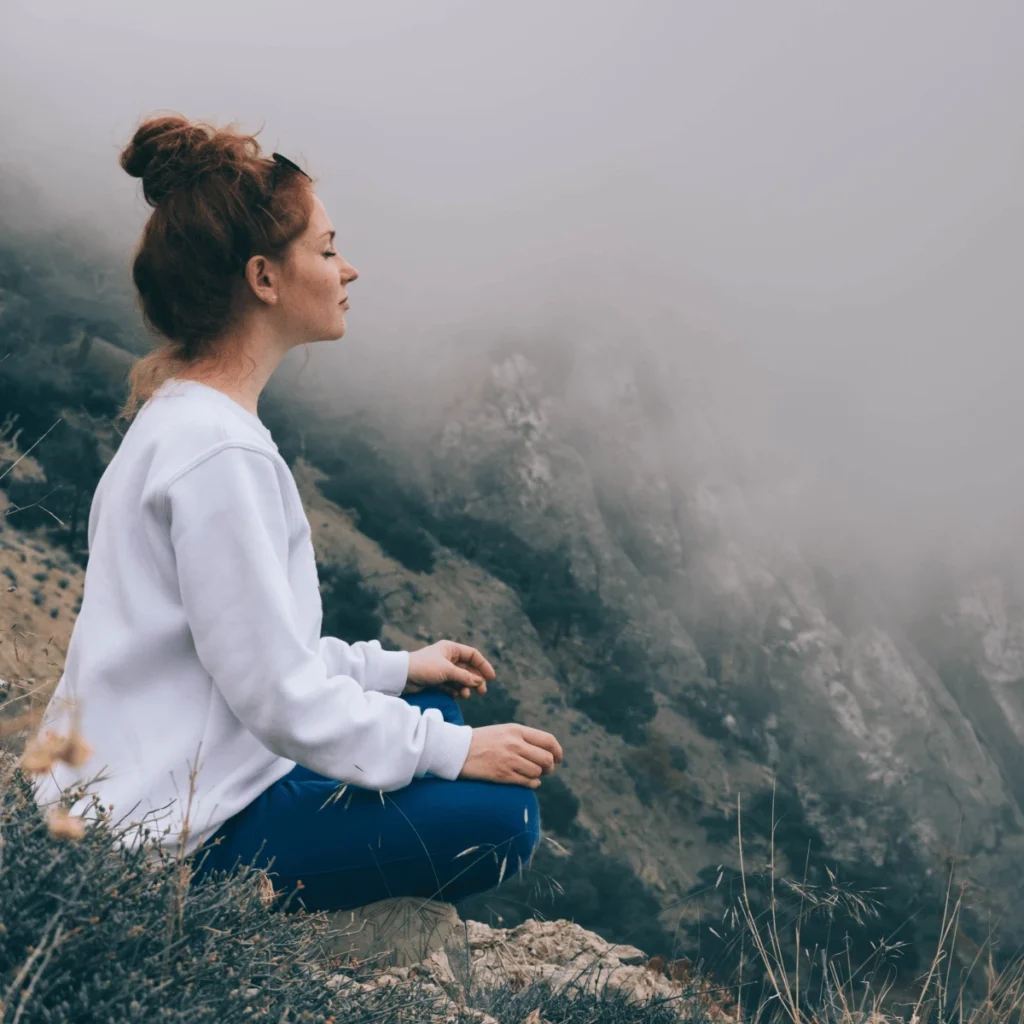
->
<box><xmin>268</xmin><ymin>152</ymin><xmax>312</xmax><ymax>192</ymax></box>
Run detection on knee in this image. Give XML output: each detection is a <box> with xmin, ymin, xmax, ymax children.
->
<box><xmin>477</xmin><ymin>785</ymin><xmax>541</xmax><ymax>867</ymax></box>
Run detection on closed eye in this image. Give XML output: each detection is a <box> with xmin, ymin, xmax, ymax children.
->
<box><xmin>323</xmin><ymin>249</ymin><xmax>337</xmax><ymax>259</ymax></box>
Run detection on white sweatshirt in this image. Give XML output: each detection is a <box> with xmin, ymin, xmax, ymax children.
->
<box><xmin>32</xmin><ymin>377</ymin><xmax>473</xmax><ymax>856</ymax></box>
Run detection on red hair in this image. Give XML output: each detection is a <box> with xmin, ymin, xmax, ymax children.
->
<box><xmin>117</xmin><ymin>113</ymin><xmax>315</xmax><ymax>421</ymax></box>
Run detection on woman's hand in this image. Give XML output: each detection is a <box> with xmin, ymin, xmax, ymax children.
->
<box><xmin>459</xmin><ymin>723</ymin><xmax>563</xmax><ymax>788</ymax></box>
<box><xmin>404</xmin><ymin>639</ymin><xmax>495</xmax><ymax>699</ymax></box>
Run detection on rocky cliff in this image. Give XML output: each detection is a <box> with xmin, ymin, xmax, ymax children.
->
<box><xmin>311</xmin><ymin>338</ymin><xmax>1024</xmax><ymax>976</ymax></box>
<box><xmin>5</xmin><ymin>217</ymin><xmax>1024</xmax><ymax>983</ymax></box>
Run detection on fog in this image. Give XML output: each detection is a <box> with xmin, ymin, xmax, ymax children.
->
<box><xmin>3</xmin><ymin>0</ymin><xmax>1023</xmax><ymax>599</ymax></box>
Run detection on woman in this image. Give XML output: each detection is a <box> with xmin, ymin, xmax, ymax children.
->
<box><xmin>31</xmin><ymin>113</ymin><xmax>563</xmax><ymax>914</ymax></box>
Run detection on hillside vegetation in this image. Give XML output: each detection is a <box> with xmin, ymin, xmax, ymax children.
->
<box><xmin>3</xmin><ymin>197</ymin><xmax>1023</xmax><ymax>1021</ymax></box>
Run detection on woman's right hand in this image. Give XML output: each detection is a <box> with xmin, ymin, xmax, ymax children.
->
<box><xmin>458</xmin><ymin>723</ymin><xmax>563</xmax><ymax>788</ymax></box>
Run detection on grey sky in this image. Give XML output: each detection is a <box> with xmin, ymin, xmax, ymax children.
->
<box><xmin>2</xmin><ymin>0</ymin><xmax>1023</xmax><ymax>590</ymax></box>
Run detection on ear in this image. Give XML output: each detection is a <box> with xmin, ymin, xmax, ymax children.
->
<box><xmin>243</xmin><ymin>254</ymin><xmax>280</xmax><ymax>306</ymax></box>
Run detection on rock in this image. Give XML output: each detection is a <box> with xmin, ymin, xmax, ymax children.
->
<box><xmin>320</xmin><ymin>896</ymin><xmax>463</xmax><ymax>970</ymax></box>
<box><xmin>324</xmin><ymin>909</ymin><xmax>735</xmax><ymax>1022</ymax></box>
<box><xmin>605</xmin><ymin>942</ymin><xmax>649</xmax><ymax>966</ymax></box>
<box><xmin>461</xmin><ymin>918</ymin><xmax>734</xmax><ymax>1017</ymax></box>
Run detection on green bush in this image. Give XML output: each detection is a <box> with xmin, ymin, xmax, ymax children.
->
<box><xmin>534</xmin><ymin>774</ymin><xmax>580</xmax><ymax>834</ymax></box>
<box><xmin>316</xmin><ymin>558</ymin><xmax>384</xmax><ymax>643</ymax></box>
<box><xmin>571</xmin><ymin>636</ymin><xmax>658</xmax><ymax>746</ymax></box>
<box><xmin>431</xmin><ymin>516</ymin><xmax>607</xmax><ymax>647</ymax></box>
<box><xmin>307</xmin><ymin>426</ymin><xmax>438</xmax><ymax>575</ymax></box>
<box><xmin>0</xmin><ymin>767</ymin><xmax>381</xmax><ymax>1022</ymax></box>
<box><xmin>2</xmin><ymin>421</ymin><xmax>104</xmax><ymax>556</ymax></box>
<box><xmin>459</xmin><ymin>678</ymin><xmax>520</xmax><ymax>728</ymax></box>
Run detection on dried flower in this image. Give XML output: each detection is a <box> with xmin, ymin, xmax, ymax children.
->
<box><xmin>46</xmin><ymin>806</ymin><xmax>86</xmax><ymax>840</ymax></box>
<box><xmin>19</xmin><ymin>726</ymin><xmax>93</xmax><ymax>774</ymax></box>
<box><xmin>254</xmin><ymin>869</ymin><xmax>276</xmax><ymax>909</ymax></box>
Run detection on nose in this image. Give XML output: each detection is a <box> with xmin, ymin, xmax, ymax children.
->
<box><xmin>341</xmin><ymin>259</ymin><xmax>358</xmax><ymax>284</ymax></box>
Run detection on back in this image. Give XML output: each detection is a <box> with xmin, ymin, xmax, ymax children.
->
<box><xmin>33</xmin><ymin>378</ymin><xmax>298</xmax><ymax>850</ymax></box>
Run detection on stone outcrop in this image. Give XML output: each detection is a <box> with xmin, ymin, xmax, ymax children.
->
<box><xmin>317</xmin><ymin>897</ymin><xmax>735</xmax><ymax>1022</ymax></box>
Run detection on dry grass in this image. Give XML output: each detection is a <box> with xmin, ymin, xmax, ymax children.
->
<box><xmin>725</xmin><ymin>788</ymin><xmax>1023</xmax><ymax>1024</ymax></box>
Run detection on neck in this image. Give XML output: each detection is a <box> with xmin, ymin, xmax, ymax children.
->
<box><xmin>177</xmin><ymin>319</ymin><xmax>289</xmax><ymax>417</ymax></box>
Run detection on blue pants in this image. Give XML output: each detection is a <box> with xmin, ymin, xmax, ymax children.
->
<box><xmin>189</xmin><ymin>691</ymin><xmax>542</xmax><ymax>913</ymax></box>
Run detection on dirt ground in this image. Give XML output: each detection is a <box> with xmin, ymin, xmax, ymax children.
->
<box><xmin>0</xmin><ymin>451</ymin><xmax>80</xmax><ymax>708</ymax></box>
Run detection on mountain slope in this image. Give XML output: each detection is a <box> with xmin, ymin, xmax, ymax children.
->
<box><xmin>5</xmin><ymin>219</ymin><xmax>1024</xmax><ymax>984</ymax></box>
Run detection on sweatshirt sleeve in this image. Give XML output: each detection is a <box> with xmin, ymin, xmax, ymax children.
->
<box><xmin>165</xmin><ymin>443</ymin><xmax>472</xmax><ymax>788</ymax></box>
<box><xmin>318</xmin><ymin>636</ymin><xmax>410</xmax><ymax>696</ymax></box>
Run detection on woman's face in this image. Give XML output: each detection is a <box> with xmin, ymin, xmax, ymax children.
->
<box><xmin>264</xmin><ymin>192</ymin><xmax>358</xmax><ymax>344</ymax></box>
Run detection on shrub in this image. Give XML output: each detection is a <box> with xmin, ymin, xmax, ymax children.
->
<box><xmin>432</xmin><ymin>516</ymin><xmax>607</xmax><ymax>647</ymax></box>
<box><xmin>0</xmin><ymin>768</ymin><xmax>336</xmax><ymax>1022</ymax></box>
<box><xmin>621</xmin><ymin>737</ymin><xmax>692</xmax><ymax>809</ymax></box>
<box><xmin>308</xmin><ymin>427</ymin><xmax>438</xmax><ymax>575</ymax></box>
<box><xmin>316</xmin><ymin>558</ymin><xmax>384</xmax><ymax>643</ymax></box>
<box><xmin>571</xmin><ymin>636</ymin><xmax>658</xmax><ymax>747</ymax></box>
<box><xmin>534</xmin><ymin>774</ymin><xmax>580</xmax><ymax>834</ymax></box>
<box><xmin>459</xmin><ymin>678</ymin><xmax>520</xmax><ymax>728</ymax></box>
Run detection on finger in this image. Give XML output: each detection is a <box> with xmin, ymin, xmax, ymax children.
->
<box><xmin>452</xmin><ymin>643</ymin><xmax>496</xmax><ymax>681</ymax></box>
<box><xmin>455</xmin><ymin>666</ymin><xmax>487</xmax><ymax>690</ymax></box>
<box><xmin>508</xmin><ymin>766</ymin><xmax>542</xmax><ymax>789</ymax></box>
<box><xmin>511</xmin><ymin>755</ymin><xmax>543</xmax><ymax>780</ymax></box>
<box><xmin>440</xmin><ymin>681</ymin><xmax>472</xmax><ymax>699</ymax></box>
<box><xmin>519</xmin><ymin>727</ymin><xmax>563</xmax><ymax>763</ymax></box>
<box><xmin>506</xmin><ymin>773</ymin><xmax>540</xmax><ymax>789</ymax></box>
<box><xmin>444</xmin><ymin>670</ymin><xmax>481</xmax><ymax>686</ymax></box>
<box><xmin>515</xmin><ymin>742</ymin><xmax>555</xmax><ymax>774</ymax></box>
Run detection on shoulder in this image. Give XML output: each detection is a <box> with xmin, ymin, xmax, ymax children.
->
<box><xmin>163</xmin><ymin>438</ymin><xmax>281</xmax><ymax>495</ymax></box>
<box><xmin>134</xmin><ymin>393</ymin><xmax>282</xmax><ymax>489</ymax></box>
<box><xmin>161</xmin><ymin>441</ymin><xmax>301</xmax><ymax>537</ymax></box>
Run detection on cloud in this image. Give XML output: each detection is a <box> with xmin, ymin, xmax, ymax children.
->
<box><xmin>3</xmin><ymin>0</ymin><xmax>1023</xmax><ymax>594</ymax></box>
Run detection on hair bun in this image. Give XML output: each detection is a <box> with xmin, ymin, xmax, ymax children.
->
<box><xmin>120</xmin><ymin>114</ymin><xmax>216</xmax><ymax>206</ymax></box>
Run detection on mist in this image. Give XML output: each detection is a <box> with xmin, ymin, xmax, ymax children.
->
<box><xmin>3</xmin><ymin>0</ymin><xmax>1023</xmax><ymax>602</ymax></box>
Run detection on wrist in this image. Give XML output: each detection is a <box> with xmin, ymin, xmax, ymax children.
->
<box><xmin>371</xmin><ymin>649</ymin><xmax>410</xmax><ymax>695</ymax></box>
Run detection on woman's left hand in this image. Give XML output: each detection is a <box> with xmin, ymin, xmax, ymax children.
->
<box><xmin>404</xmin><ymin>639</ymin><xmax>495</xmax><ymax>699</ymax></box>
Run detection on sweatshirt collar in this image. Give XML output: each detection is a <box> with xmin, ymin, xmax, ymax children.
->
<box><xmin>158</xmin><ymin>378</ymin><xmax>276</xmax><ymax>445</ymax></box>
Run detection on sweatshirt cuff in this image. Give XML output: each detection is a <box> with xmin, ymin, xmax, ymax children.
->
<box><xmin>416</xmin><ymin>714</ymin><xmax>473</xmax><ymax>780</ymax></box>
<box><xmin>365</xmin><ymin>649</ymin><xmax>409</xmax><ymax>695</ymax></box>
